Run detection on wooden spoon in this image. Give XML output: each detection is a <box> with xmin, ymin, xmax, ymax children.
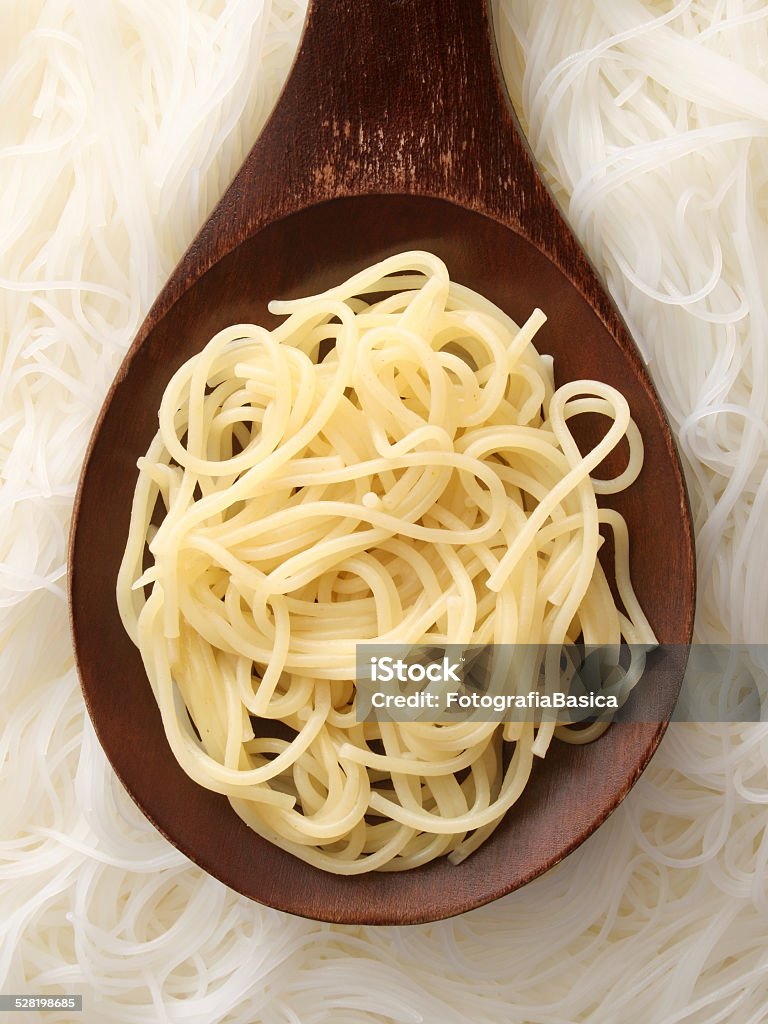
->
<box><xmin>69</xmin><ymin>0</ymin><xmax>695</xmax><ymax>924</ymax></box>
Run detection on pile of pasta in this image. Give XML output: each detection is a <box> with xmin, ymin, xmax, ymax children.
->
<box><xmin>117</xmin><ymin>251</ymin><xmax>654</xmax><ymax>872</ymax></box>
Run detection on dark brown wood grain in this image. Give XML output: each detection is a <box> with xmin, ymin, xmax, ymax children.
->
<box><xmin>69</xmin><ymin>0</ymin><xmax>695</xmax><ymax>924</ymax></box>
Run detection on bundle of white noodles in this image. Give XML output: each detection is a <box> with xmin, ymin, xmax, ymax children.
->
<box><xmin>117</xmin><ymin>250</ymin><xmax>653</xmax><ymax>873</ymax></box>
<box><xmin>4</xmin><ymin>0</ymin><xmax>768</xmax><ymax>1020</ymax></box>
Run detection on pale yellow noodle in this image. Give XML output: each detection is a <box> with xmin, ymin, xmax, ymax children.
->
<box><xmin>117</xmin><ymin>251</ymin><xmax>655</xmax><ymax>874</ymax></box>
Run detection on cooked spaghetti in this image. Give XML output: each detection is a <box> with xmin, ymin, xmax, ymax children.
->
<box><xmin>116</xmin><ymin>251</ymin><xmax>654</xmax><ymax>873</ymax></box>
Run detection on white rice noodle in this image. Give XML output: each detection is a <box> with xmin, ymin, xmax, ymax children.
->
<box><xmin>2</xmin><ymin>0</ymin><xmax>768</xmax><ymax>1020</ymax></box>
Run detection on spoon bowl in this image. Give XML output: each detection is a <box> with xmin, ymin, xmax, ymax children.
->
<box><xmin>69</xmin><ymin>0</ymin><xmax>695</xmax><ymax>924</ymax></box>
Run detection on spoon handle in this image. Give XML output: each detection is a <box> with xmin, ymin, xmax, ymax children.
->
<box><xmin>184</xmin><ymin>0</ymin><xmax>582</xmax><ymax>278</ymax></box>
<box><xmin>264</xmin><ymin>0</ymin><xmax>542</xmax><ymax>214</ymax></box>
